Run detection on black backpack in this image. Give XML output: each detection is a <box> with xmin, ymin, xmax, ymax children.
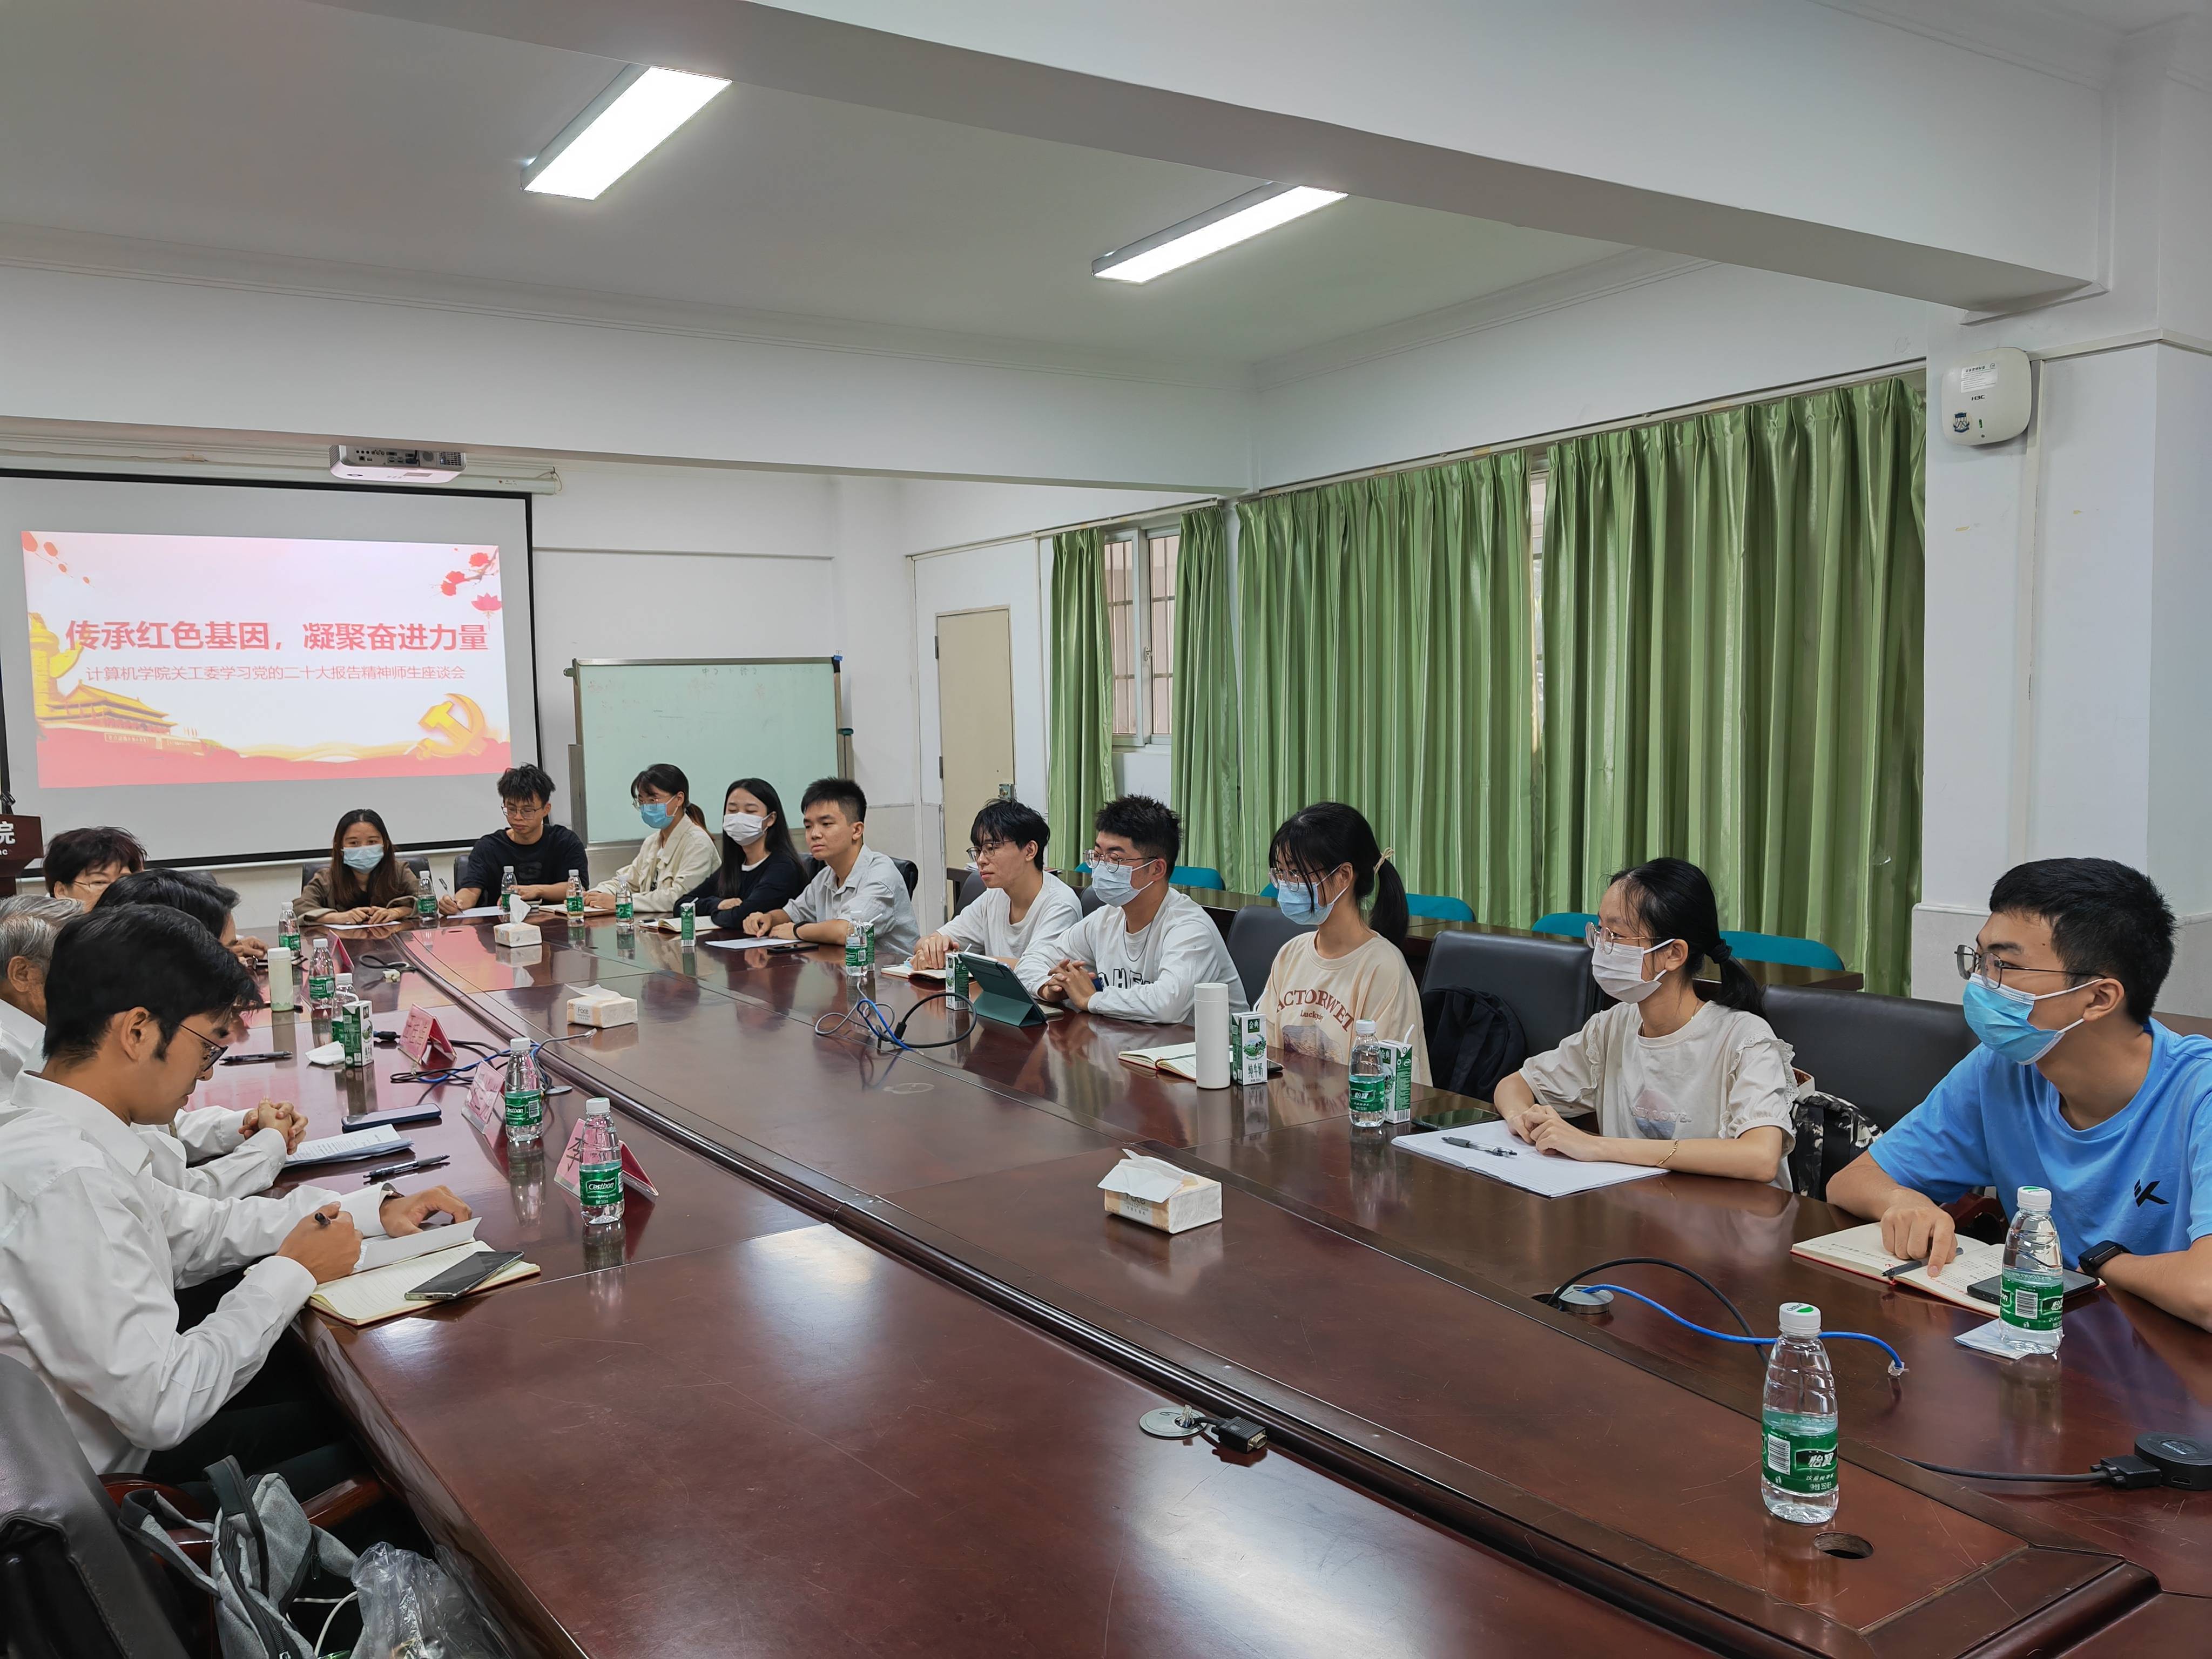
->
<box><xmin>1420</xmin><ymin>987</ymin><xmax>1530</xmax><ymax>1102</ymax></box>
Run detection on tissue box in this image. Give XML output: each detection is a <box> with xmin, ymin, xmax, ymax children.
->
<box><xmin>1098</xmin><ymin>1152</ymin><xmax>1222</xmax><ymax>1235</ymax></box>
<box><xmin>493</xmin><ymin>921</ymin><xmax>543</xmax><ymax>947</ymax></box>
<box><xmin>566</xmin><ymin>986</ymin><xmax>638</xmax><ymax>1029</ymax></box>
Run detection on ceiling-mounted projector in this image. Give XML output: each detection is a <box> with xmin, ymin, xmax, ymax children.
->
<box><xmin>329</xmin><ymin>444</ymin><xmax>467</xmax><ymax>483</ymax></box>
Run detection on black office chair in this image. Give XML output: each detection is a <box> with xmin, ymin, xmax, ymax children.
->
<box><xmin>1226</xmin><ymin>907</ymin><xmax>1314</xmax><ymax>1006</ymax></box>
<box><xmin>894</xmin><ymin>859</ymin><xmax>919</xmax><ymax>897</ymax></box>
<box><xmin>0</xmin><ymin>1356</ymin><xmax>191</xmax><ymax>1659</ymax></box>
<box><xmin>1420</xmin><ymin>930</ymin><xmax>1597</xmax><ymax>1057</ymax></box>
<box><xmin>1076</xmin><ymin>884</ymin><xmax>1105</xmax><ymax>916</ymax></box>
<box><xmin>1761</xmin><ymin>986</ymin><xmax>1976</xmax><ymax>1131</ymax></box>
<box><xmin>451</xmin><ymin>854</ymin><xmax>471</xmax><ymax>893</ymax></box>
<box><xmin>954</xmin><ymin>871</ymin><xmax>987</xmax><ymax>917</ymax></box>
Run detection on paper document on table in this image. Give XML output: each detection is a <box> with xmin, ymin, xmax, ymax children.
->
<box><xmin>1790</xmin><ymin>1223</ymin><xmax>2000</xmax><ymax>1312</ymax></box>
<box><xmin>308</xmin><ymin>1240</ymin><xmax>537</xmax><ymax>1327</ymax></box>
<box><xmin>451</xmin><ymin>906</ymin><xmax>503</xmax><ymax>919</ymax></box>
<box><xmin>285</xmin><ymin>1124</ymin><xmax>408</xmax><ymax>1168</ymax></box>
<box><xmin>1394</xmin><ymin>1122</ymin><xmax>1666</xmax><ymax>1198</ymax></box>
<box><xmin>703</xmin><ymin>935</ymin><xmax>793</xmax><ymax>952</ymax></box>
<box><xmin>1955</xmin><ymin>1318</ymin><xmax>2029</xmax><ymax>1360</ymax></box>
<box><xmin>354</xmin><ymin>1218</ymin><xmax>481</xmax><ymax>1275</ymax></box>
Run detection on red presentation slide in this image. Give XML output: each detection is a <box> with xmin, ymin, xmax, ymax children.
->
<box><xmin>21</xmin><ymin>530</ymin><xmax>514</xmax><ymax>788</ymax></box>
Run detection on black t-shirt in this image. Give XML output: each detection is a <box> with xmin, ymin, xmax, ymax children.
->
<box><xmin>460</xmin><ymin>824</ymin><xmax>591</xmax><ymax>896</ymax></box>
<box><xmin>678</xmin><ymin>849</ymin><xmax>807</xmax><ymax>930</ymax></box>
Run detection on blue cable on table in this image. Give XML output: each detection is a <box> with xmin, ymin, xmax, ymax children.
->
<box><xmin>1575</xmin><ymin>1283</ymin><xmax>1907</xmax><ymax>1377</ymax></box>
<box><xmin>813</xmin><ymin>998</ymin><xmax>913</xmax><ymax>1053</ymax></box>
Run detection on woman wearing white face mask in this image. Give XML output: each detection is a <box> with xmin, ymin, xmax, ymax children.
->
<box><xmin>677</xmin><ymin>776</ymin><xmax>807</xmax><ymax>931</ymax></box>
<box><xmin>1255</xmin><ymin>803</ymin><xmax>1429</xmax><ymax>1080</ymax></box>
<box><xmin>582</xmin><ymin>762</ymin><xmax>719</xmax><ymax>915</ymax></box>
<box><xmin>1494</xmin><ymin>857</ymin><xmax>1798</xmax><ymax>1188</ymax></box>
<box><xmin>297</xmin><ymin>808</ymin><xmax>421</xmax><ymax>924</ymax></box>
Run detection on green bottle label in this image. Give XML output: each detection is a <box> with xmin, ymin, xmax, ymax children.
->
<box><xmin>278</xmin><ymin>928</ymin><xmax>300</xmax><ymax>953</ymax></box>
<box><xmin>307</xmin><ymin>973</ymin><xmax>335</xmax><ymax>1003</ymax></box>
<box><xmin>2000</xmin><ymin>1266</ymin><xmax>2065</xmax><ymax>1332</ymax></box>
<box><xmin>415</xmin><ymin>892</ymin><xmax>435</xmax><ymax>919</ymax></box>
<box><xmin>1350</xmin><ymin>1073</ymin><xmax>1391</xmax><ymax>1116</ymax></box>
<box><xmin>1762</xmin><ymin>1409</ymin><xmax>1839</xmax><ymax>1495</ymax></box>
<box><xmin>503</xmin><ymin>1088</ymin><xmax>543</xmax><ymax>1131</ymax></box>
<box><xmin>845</xmin><ymin>925</ymin><xmax>874</xmax><ymax>969</ymax></box>
<box><xmin>616</xmin><ymin>895</ymin><xmax>633</xmax><ymax>921</ymax></box>
<box><xmin>578</xmin><ymin>1162</ymin><xmax>623</xmax><ymax>1208</ymax></box>
<box><xmin>565</xmin><ymin>892</ymin><xmax>584</xmax><ymax>916</ymax></box>
<box><xmin>679</xmin><ymin>907</ymin><xmax>696</xmax><ymax>942</ymax></box>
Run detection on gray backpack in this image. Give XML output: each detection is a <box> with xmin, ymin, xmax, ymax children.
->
<box><xmin>119</xmin><ymin>1457</ymin><xmax>358</xmax><ymax>1659</ymax></box>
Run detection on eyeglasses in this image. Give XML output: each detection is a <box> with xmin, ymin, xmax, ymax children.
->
<box><xmin>1954</xmin><ymin>945</ymin><xmax>2095</xmax><ymax>990</ymax></box>
<box><xmin>1585</xmin><ymin>923</ymin><xmax>1664</xmax><ymax>950</ymax></box>
<box><xmin>501</xmin><ymin>801</ymin><xmax>545</xmax><ymax>820</ymax></box>
<box><xmin>968</xmin><ymin>840</ymin><xmax>1014</xmax><ymax>860</ymax></box>
<box><xmin>176</xmin><ymin>1022</ymin><xmax>230</xmax><ymax>1071</ymax></box>
<box><xmin>1085</xmin><ymin>847</ymin><xmax>1156</xmax><ymax>868</ymax></box>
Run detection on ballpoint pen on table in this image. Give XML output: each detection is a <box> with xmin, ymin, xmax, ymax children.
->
<box><xmin>365</xmin><ymin>1155</ymin><xmax>451</xmax><ymax>1182</ymax></box>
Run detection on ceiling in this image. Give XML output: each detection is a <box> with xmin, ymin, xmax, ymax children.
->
<box><xmin>2032</xmin><ymin>0</ymin><xmax>2210</xmax><ymax>28</ymax></box>
<box><xmin>0</xmin><ymin>0</ymin><xmax>1626</xmax><ymax>368</ymax></box>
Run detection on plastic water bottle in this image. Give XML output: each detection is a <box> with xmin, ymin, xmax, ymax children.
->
<box><xmin>305</xmin><ymin>936</ymin><xmax>338</xmax><ymax>1016</ymax></box>
<box><xmin>276</xmin><ymin>902</ymin><xmax>301</xmax><ymax>957</ymax></box>
<box><xmin>1348</xmin><ymin>1019</ymin><xmax>1390</xmax><ymax>1129</ymax></box>
<box><xmin>679</xmin><ymin>899</ymin><xmax>697</xmax><ymax>945</ymax></box>
<box><xmin>577</xmin><ymin>1097</ymin><xmax>625</xmax><ymax>1227</ymax></box>
<box><xmin>565</xmin><ymin>869</ymin><xmax>585</xmax><ymax>920</ymax></box>
<box><xmin>1999</xmin><ymin>1185</ymin><xmax>2065</xmax><ymax>1355</ymax></box>
<box><xmin>844</xmin><ymin>920</ymin><xmax>875</xmax><ymax>980</ymax></box>
<box><xmin>414</xmin><ymin>878</ymin><xmax>436</xmax><ymax>922</ymax></box>
<box><xmin>500</xmin><ymin>865</ymin><xmax>517</xmax><ymax>906</ymax></box>
<box><xmin>614</xmin><ymin>879</ymin><xmax>635</xmax><ymax>939</ymax></box>
<box><xmin>1761</xmin><ymin>1301</ymin><xmax>1840</xmax><ymax>1523</ymax></box>
<box><xmin>502</xmin><ymin>1035</ymin><xmax>545</xmax><ymax>1147</ymax></box>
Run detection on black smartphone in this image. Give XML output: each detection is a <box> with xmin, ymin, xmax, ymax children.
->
<box><xmin>1966</xmin><ymin>1269</ymin><xmax>2100</xmax><ymax>1306</ymax></box>
<box><xmin>1414</xmin><ymin>1104</ymin><xmax>1502</xmax><ymax>1132</ymax></box>
<box><xmin>342</xmin><ymin>1103</ymin><xmax>443</xmax><ymax>1132</ymax></box>
<box><xmin>405</xmin><ymin>1249</ymin><xmax>525</xmax><ymax>1301</ymax></box>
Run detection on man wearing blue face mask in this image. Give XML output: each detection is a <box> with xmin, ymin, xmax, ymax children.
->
<box><xmin>1829</xmin><ymin>858</ymin><xmax>2212</xmax><ymax>1329</ymax></box>
<box><xmin>1016</xmin><ymin>795</ymin><xmax>1246</xmax><ymax>1023</ymax></box>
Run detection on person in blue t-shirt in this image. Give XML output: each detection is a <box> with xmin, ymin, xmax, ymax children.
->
<box><xmin>1830</xmin><ymin>858</ymin><xmax>2212</xmax><ymax>1328</ymax></box>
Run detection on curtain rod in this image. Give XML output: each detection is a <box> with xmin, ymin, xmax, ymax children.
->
<box><xmin>907</xmin><ymin>494</ymin><xmax>1221</xmax><ymax>562</ymax></box>
<box><xmin>1240</xmin><ymin>356</ymin><xmax>1927</xmax><ymax>502</ymax></box>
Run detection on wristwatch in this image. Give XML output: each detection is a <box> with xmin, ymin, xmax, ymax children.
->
<box><xmin>2078</xmin><ymin>1239</ymin><xmax>2127</xmax><ymax>1277</ymax></box>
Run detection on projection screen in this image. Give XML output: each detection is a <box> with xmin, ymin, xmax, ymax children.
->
<box><xmin>0</xmin><ymin>471</ymin><xmax>537</xmax><ymax>864</ymax></box>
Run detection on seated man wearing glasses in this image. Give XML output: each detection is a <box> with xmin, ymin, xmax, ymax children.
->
<box><xmin>1830</xmin><ymin>858</ymin><xmax>2212</xmax><ymax>1328</ymax></box>
<box><xmin>1017</xmin><ymin>795</ymin><xmax>1246</xmax><ymax>1023</ymax></box>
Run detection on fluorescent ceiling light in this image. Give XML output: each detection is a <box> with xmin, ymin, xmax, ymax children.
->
<box><xmin>523</xmin><ymin>64</ymin><xmax>730</xmax><ymax>200</ymax></box>
<box><xmin>1092</xmin><ymin>184</ymin><xmax>1347</xmax><ymax>284</ymax></box>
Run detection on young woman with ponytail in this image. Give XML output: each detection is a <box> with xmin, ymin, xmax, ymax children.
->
<box><xmin>1494</xmin><ymin>857</ymin><xmax>1797</xmax><ymax>1186</ymax></box>
<box><xmin>1257</xmin><ymin>803</ymin><xmax>1430</xmax><ymax>1082</ymax></box>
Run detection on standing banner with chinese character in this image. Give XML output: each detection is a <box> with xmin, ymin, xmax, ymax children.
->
<box><xmin>21</xmin><ymin>531</ymin><xmax>512</xmax><ymax>788</ymax></box>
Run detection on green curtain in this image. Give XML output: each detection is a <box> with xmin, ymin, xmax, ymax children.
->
<box><xmin>1235</xmin><ymin>451</ymin><xmax>1535</xmax><ymax>919</ymax></box>
<box><xmin>1169</xmin><ymin>507</ymin><xmax>1243</xmax><ymax>885</ymax></box>
<box><xmin>1539</xmin><ymin>375</ymin><xmax>1924</xmax><ymax>992</ymax></box>
<box><xmin>1046</xmin><ymin>527</ymin><xmax>1114</xmax><ymax>864</ymax></box>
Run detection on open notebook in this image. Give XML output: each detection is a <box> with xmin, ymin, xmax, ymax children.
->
<box><xmin>1118</xmin><ymin>1043</ymin><xmax>1201</xmax><ymax>1081</ymax></box>
<box><xmin>309</xmin><ymin>1238</ymin><xmax>538</xmax><ymax>1326</ymax></box>
<box><xmin>1790</xmin><ymin>1222</ymin><xmax>2002</xmax><ymax>1312</ymax></box>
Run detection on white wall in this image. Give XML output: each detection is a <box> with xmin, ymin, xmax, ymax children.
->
<box><xmin>1255</xmin><ymin>256</ymin><xmax>1926</xmax><ymax>485</ymax></box>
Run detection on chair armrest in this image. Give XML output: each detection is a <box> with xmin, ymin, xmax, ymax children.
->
<box><xmin>299</xmin><ymin>1474</ymin><xmax>384</xmax><ymax>1531</ymax></box>
<box><xmin>103</xmin><ymin>1476</ymin><xmax>205</xmax><ymax>1521</ymax></box>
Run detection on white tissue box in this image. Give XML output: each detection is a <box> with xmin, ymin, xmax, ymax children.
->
<box><xmin>1098</xmin><ymin>1152</ymin><xmax>1222</xmax><ymax>1235</ymax></box>
<box><xmin>566</xmin><ymin>986</ymin><xmax>638</xmax><ymax>1029</ymax></box>
<box><xmin>493</xmin><ymin>921</ymin><xmax>543</xmax><ymax>947</ymax></box>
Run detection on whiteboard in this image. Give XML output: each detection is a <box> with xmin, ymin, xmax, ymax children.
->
<box><xmin>569</xmin><ymin>658</ymin><xmax>841</xmax><ymax>843</ymax></box>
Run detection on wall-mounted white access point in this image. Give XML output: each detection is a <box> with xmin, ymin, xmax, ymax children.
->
<box><xmin>1940</xmin><ymin>348</ymin><xmax>2032</xmax><ymax>446</ymax></box>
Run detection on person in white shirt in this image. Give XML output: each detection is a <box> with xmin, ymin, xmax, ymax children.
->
<box><xmin>583</xmin><ymin>762</ymin><xmax>720</xmax><ymax>916</ymax></box>
<box><xmin>0</xmin><ymin>894</ymin><xmax>80</xmax><ymax>1096</ymax></box>
<box><xmin>747</xmin><ymin>778</ymin><xmax>921</xmax><ymax>960</ymax></box>
<box><xmin>1494</xmin><ymin>857</ymin><xmax>1797</xmax><ymax>1188</ymax></box>
<box><xmin>1019</xmin><ymin>795</ymin><xmax>1246</xmax><ymax>1024</ymax></box>
<box><xmin>1256</xmin><ymin>803</ymin><xmax>1431</xmax><ymax>1080</ymax></box>
<box><xmin>0</xmin><ymin>906</ymin><xmax>469</xmax><ymax>1475</ymax></box>
<box><xmin>912</xmin><ymin>798</ymin><xmax>1082</xmax><ymax>970</ymax></box>
<box><xmin>95</xmin><ymin>871</ymin><xmax>306</xmax><ymax>1195</ymax></box>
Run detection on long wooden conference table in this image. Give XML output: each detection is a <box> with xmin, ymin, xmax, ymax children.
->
<box><xmin>232</xmin><ymin>912</ymin><xmax>2210</xmax><ymax>1657</ymax></box>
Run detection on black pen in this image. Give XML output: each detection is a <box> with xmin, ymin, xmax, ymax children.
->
<box><xmin>363</xmin><ymin>1155</ymin><xmax>450</xmax><ymax>1182</ymax></box>
<box><xmin>1881</xmin><ymin>1259</ymin><xmax>1927</xmax><ymax>1280</ymax></box>
<box><xmin>220</xmin><ymin>1052</ymin><xmax>292</xmax><ymax>1065</ymax></box>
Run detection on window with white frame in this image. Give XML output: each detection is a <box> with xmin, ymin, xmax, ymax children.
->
<box><xmin>1103</xmin><ymin>522</ymin><xmax>1179</xmax><ymax>745</ymax></box>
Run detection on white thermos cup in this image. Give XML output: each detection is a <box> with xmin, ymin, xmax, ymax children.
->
<box><xmin>1193</xmin><ymin>981</ymin><xmax>1231</xmax><ymax>1090</ymax></box>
